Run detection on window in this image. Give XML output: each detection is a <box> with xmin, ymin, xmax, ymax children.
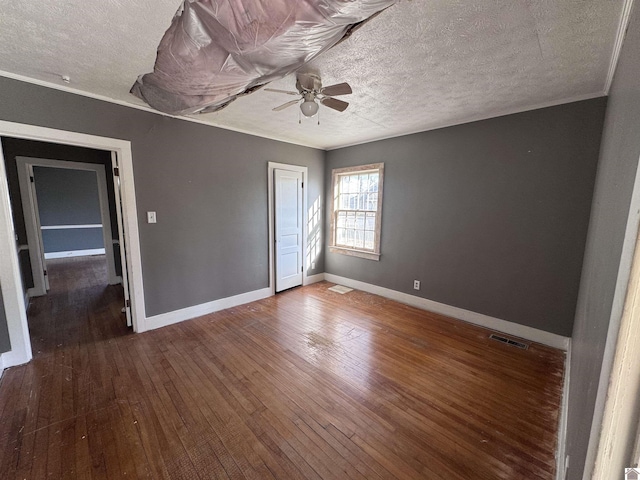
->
<box><xmin>330</xmin><ymin>163</ymin><xmax>384</xmax><ymax>260</ymax></box>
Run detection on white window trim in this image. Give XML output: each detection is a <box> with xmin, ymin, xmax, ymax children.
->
<box><xmin>329</xmin><ymin>162</ymin><xmax>384</xmax><ymax>261</ymax></box>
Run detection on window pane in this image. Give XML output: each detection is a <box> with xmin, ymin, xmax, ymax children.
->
<box><xmin>359</xmin><ymin>174</ymin><xmax>368</xmax><ymax>197</ymax></box>
<box><xmin>341</xmin><ymin>176</ymin><xmax>349</xmax><ymax>194</ymax></box>
<box><xmin>365</xmin><ymin>212</ymin><xmax>376</xmax><ymax>231</ymax></box>
<box><xmin>368</xmin><ymin>174</ymin><xmax>378</xmax><ymax>192</ymax></box>
<box><xmin>346</xmin><ymin>211</ymin><xmax>356</xmax><ymax>228</ymax></box>
<box><xmin>350</xmin><ymin>193</ymin><xmax>359</xmax><ymax>209</ymax></box>
<box><xmin>346</xmin><ymin>228</ymin><xmax>355</xmax><ymax>246</ymax></box>
<box><xmin>361</xmin><ymin>193</ymin><xmax>371</xmax><ymax>211</ymax></box>
<box><xmin>365</xmin><ymin>231</ymin><xmax>375</xmax><ymax>250</ymax></box>
<box><xmin>338</xmin><ymin>173</ymin><xmax>379</xmax><ymax>205</ymax></box>
<box><xmin>349</xmin><ymin>175</ymin><xmax>358</xmax><ymax>194</ymax></box>
<box><xmin>332</xmin><ymin>166</ymin><xmax>382</xmax><ymax>255</ymax></box>
<box><xmin>367</xmin><ymin>193</ymin><xmax>377</xmax><ymax>210</ymax></box>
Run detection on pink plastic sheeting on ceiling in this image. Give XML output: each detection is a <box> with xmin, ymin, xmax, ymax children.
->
<box><xmin>130</xmin><ymin>0</ymin><xmax>395</xmax><ymax>116</ymax></box>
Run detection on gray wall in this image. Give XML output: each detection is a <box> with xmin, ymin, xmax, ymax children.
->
<box><xmin>326</xmin><ymin>99</ymin><xmax>606</xmax><ymax>337</ymax></box>
<box><xmin>34</xmin><ymin>166</ymin><xmax>104</xmax><ymax>253</ymax></box>
<box><xmin>566</xmin><ymin>4</ymin><xmax>640</xmax><ymax>479</ymax></box>
<box><xmin>42</xmin><ymin>229</ymin><xmax>105</xmax><ymax>254</ymax></box>
<box><xmin>2</xmin><ymin>139</ymin><xmax>117</xmax><ymax>247</ymax></box>
<box><xmin>0</xmin><ymin>77</ymin><xmax>324</xmax><ymax>326</ymax></box>
<box><xmin>1</xmin><ymin>137</ymin><xmax>121</xmax><ymax>287</ymax></box>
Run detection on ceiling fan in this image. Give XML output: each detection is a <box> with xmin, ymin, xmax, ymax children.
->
<box><xmin>264</xmin><ymin>73</ymin><xmax>352</xmax><ymax>120</ymax></box>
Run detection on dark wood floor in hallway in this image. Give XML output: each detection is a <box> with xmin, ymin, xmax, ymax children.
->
<box><xmin>0</xmin><ymin>256</ymin><xmax>564</xmax><ymax>479</ymax></box>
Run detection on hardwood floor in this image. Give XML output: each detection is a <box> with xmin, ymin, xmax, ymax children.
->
<box><xmin>0</xmin><ymin>257</ymin><xmax>564</xmax><ymax>479</ymax></box>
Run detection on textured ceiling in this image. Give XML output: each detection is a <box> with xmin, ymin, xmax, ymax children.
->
<box><xmin>0</xmin><ymin>0</ymin><xmax>625</xmax><ymax>149</ymax></box>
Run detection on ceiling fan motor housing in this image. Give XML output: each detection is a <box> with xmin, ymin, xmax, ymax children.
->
<box><xmin>296</xmin><ymin>73</ymin><xmax>323</xmax><ymax>93</ymax></box>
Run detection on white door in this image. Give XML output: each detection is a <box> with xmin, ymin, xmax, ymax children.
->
<box><xmin>275</xmin><ymin>169</ymin><xmax>303</xmax><ymax>292</ymax></box>
<box><xmin>111</xmin><ymin>153</ymin><xmax>132</xmax><ymax>327</ymax></box>
<box><xmin>18</xmin><ymin>163</ymin><xmax>49</xmax><ymax>294</ymax></box>
<box><xmin>29</xmin><ymin>166</ymin><xmax>50</xmax><ymax>291</ymax></box>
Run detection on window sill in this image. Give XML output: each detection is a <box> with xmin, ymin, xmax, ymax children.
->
<box><xmin>329</xmin><ymin>246</ymin><xmax>380</xmax><ymax>261</ymax></box>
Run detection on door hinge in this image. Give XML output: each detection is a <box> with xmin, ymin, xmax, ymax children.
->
<box><xmin>301</xmin><ymin>181</ymin><xmax>304</xmax><ymax>188</ymax></box>
<box><xmin>125</xmin><ymin>299</ymin><xmax>130</xmax><ymax>308</ymax></box>
<box><xmin>301</xmin><ymin>266</ymin><xmax>303</xmax><ymax>272</ymax></box>
<box><xmin>43</xmin><ymin>269</ymin><xmax>47</xmax><ymax>276</ymax></box>
<box><xmin>30</xmin><ymin>176</ymin><xmax>34</xmax><ymax>183</ymax></box>
<box><xmin>114</xmin><ymin>167</ymin><xmax>119</xmax><ymax>177</ymax></box>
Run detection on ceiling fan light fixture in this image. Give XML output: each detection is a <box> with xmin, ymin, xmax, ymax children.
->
<box><xmin>267</xmin><ymin>74</ymin><xmax>351</xmax><ymax>118</ymax></box>
<box><xmin>300</xmin><ymin>99</ymin><xmax>319</xmax><ymax>117</ymax></box>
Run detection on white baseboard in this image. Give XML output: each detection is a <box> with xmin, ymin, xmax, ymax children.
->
<box><xmin>145</xmin><ymin>273</ymin><xmax>323</xmax><ymax>332</ymax></box>
<box><xmin>324</xmin><ymin>274</ymin><xmax>570</xmax><ymax>350</ymax></box>
<box><xmin>44</xmin><ymin>248</ymin><xmax>106</xmax><ymax>259</ymax></box>
<box><xmin>144</xmin><ymin>287</ymin><xmax>272</xmax><ymax>332</ymax></box>
<box><xmin>304</xmin><ymin>273</ymin><xmax>325</xmax><ymax>286</ymax></box>
<box><xmin>0</xmin><ymin>347</ymin><xmax>30</xmax><ymax>370</ymax></box>
<box><xmin>555</xmin><ymin>342</ymin><xmax>572</xmax><ymax>480</ymax></box>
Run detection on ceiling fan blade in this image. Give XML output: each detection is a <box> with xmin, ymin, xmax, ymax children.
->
<box><xmin>264</xmin><ymin>88</ymin><xmax>299</xmax><ymax>96</ymax></box>
<box><xmin>320</xmin><ymin>97</ymin><xmax>349</xmax><ymax>112</ymax></box>
<box><xmin>320</xmin><ymin>82</ymin><xmax>352</xmax><ymax>96</ymax></box>
<box><xmin>273</xmin><ymin>99</ymin><xmax>300</xmax><ymax>111</ymax></box>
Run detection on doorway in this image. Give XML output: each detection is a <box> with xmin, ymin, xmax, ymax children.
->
<box><xmin>16</xmin><ymin>157</ymin><xmax>120</xmax><ymax>297</ymax></box>
<box><xmin>274</xmin><ymin>168</ymin><xmax>303</xmax><ymax>291</ymax></box>
<box><xmin>267</xmin><ymin>162</ymin><xmax>308</xmax><ymax>294</ymax></box>
<box><xmin>0</xmin><ymin>121</ymin><xmax>144</xmax><ymax>368</ymax></box>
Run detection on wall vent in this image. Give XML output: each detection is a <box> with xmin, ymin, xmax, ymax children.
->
<box><xmin>489</xmin><ymin>334</ymin><xmax>529</xmax><ymax>350</ymax></box>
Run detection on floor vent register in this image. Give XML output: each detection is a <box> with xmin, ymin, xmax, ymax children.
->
<box><xmin>489</xmin><ymin>333</ymin><xmax>529</xmax><ymax>350</ymax></box>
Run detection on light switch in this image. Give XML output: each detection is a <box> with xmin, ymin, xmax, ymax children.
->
<box><xmin>147</xmin><ymin>211</ymin><xmax>157</xmax><ymax>224</ymax></box>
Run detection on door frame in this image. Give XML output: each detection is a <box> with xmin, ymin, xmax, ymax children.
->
<box><xmin>274</xmin><ymin>168</ymin><xmax>304</xmax><ymax>292</ymax></box>
<box><xmin>268</xmin><ymin>162</ymin><xmax>308</xmax><ymax>295</ymax></box>
<box><xmin>16</xmin><ymin>157</ymin><xmax>120</xmax><ymax>294</ymax></box>
<box><xmin>0</xmin><ymin>121</ymin><xmax>146</xmax><ymax>368</ymax></box>
<box><xmin>110</xmin><ymin>152</ymin><xmax>133</xmax><ymax>328</ymax></box>
<box><xmin>583</xmin><ymin>148</ymin><xmax>640</xmax><ymax>479</ymax></box>
<box><xmin>592</xmin><ymin>218</ymin><xmax>640</xmax><ymax>476</ymax></box>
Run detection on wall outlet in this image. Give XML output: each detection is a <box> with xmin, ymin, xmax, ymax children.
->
<box><xmin>311</xmin><ymin>262</ymin><xmax>316</xmax><ymax>270</ymax></box>
<box><xmin>413</xmin><ymin>280</ymin><xmax>420</xmax><ymax>290</ymax></box>
<box><xmin>147</xmin><ymin>211</ymin><xmax>157</xmax><ymax>224</ymax></box>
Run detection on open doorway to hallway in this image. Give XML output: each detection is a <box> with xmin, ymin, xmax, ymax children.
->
<box><xmin>0</xmin><ymin>135</ymin><xmax>135</xmax><ymax>363</ymax></box>
<box><xmin>0</xmin><ymin>121</ymin><xmax>143</xmax><ymax>368</ymax></box>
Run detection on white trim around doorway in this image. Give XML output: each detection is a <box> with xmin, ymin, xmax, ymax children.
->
<box><xmin>585</xmin><ymin>148</ymin><xmax>640</xmax><ymax>479</ymax></box>
<box><xmin>267</xmin><ymin>162</ymin><xmax>309</xmax><ymax>296</ymax></box>
<box><xmin>16</xmin><ymin>156</ymin><xmax>120</xmax><ymax>290</ymax></box>
<box><xmin>0</xmin><ymin>121</ymin><xmax>146</xmax><ymax>368</ymax></box>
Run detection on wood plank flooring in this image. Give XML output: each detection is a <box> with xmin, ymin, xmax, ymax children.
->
<box><xmin>0</xmin><ymin>255</ymin><xmax>565</xmax><ymax>479</ymax></box>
